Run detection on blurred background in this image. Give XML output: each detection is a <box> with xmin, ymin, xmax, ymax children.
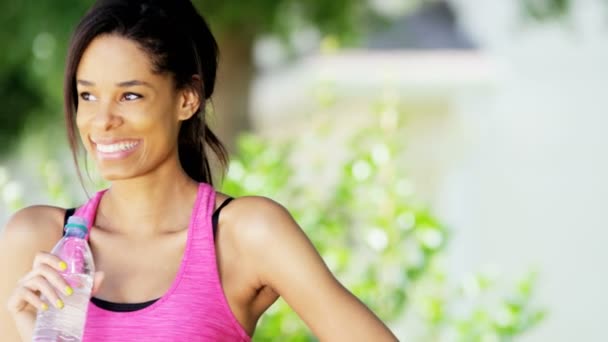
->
<box><xmin>1</xmin><ymin>0</ymin><xmax>607</xmax><ymax>341</ymax></box>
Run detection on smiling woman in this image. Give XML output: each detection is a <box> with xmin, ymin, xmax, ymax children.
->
<box><xmin>0</xmin><ymin>1</ymin><xmax>398</xmax><ymax>341</ymax></box>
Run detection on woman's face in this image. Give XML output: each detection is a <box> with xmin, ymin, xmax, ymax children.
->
<box><xmin>75</xmin><ymin>34</ymin><xmax>196</xmax><ymax>181</ymax></box>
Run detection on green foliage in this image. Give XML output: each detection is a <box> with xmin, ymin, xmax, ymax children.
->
<box><xmin>521</xmin><ymin>0</ymin><xmax>571</xmax><ymax>21</ymax></box>
<box><xmin>194</xmin><ymin>0</ymin><xmax>383</xmax><ymax>45</ymax></box>
<box><xmin>0</xmin><ymin>1</ymin><xmax>92</xmax><ymax>155</ymax></box>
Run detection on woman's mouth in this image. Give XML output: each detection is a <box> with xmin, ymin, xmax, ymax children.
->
<box><xmin>91</xmin><ymin>138</ymin><xmax>141</xmax><ymax>160</ymax></box>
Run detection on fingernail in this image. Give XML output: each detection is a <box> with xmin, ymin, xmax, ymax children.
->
<box><xmin>41</xmin><ymin>303</ymin><xmax>48</xmax><ymax>311</ymax></box>
<box><xmin>59</xmin><ymin>261</ymin><xmax>67</xmax><ymax>271</ymax></box>
<box><xmin>55</xmin><ymin>299</ymin><xmax>64</xmax><ymax>309</ymax></box>
<box><xmin>65</xmin><ymin>286</ymin><xmax>73</xmax><ymax>296</ymax></box>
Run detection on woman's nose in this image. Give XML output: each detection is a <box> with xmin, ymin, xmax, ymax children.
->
<box><xmin>92</xmin><ymin>101</ymin><xmax>122</xmax><ymax>130</ymax></box>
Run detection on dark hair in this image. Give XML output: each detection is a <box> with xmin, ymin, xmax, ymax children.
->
<box><xmin>64</xmin><ymin>0</ymin><xmax>228</xmax><ymax>186</ymax></box>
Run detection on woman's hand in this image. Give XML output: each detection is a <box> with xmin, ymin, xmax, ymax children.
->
<box><xmin>6</xmin><ymin>251</ymin><xmax>104</xmax><ymax>342</ymax></box>
<box><xmin>8</xmin><ymin>252</ymin><xmax>72</xmax><ymax>313</ymax></box>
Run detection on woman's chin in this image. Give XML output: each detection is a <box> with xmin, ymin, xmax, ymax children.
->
<box><xmin>96</xmin><ymin>166</ymin><xmax>141</xmax><ymax>182</ymax></box>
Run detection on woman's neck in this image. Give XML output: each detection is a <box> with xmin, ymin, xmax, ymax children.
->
<box><xmin>97</xmin><ymin>162</ymin><xmax>201</xmax><ymax>238</ymax></box>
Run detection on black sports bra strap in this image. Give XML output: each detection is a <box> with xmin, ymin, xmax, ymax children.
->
<box><xmin>64</xmin><ymin>208</ymin><xmax>76</xmax><ymax>225</ymax></box>
<box><xmin>212</xmin><ymin>197</ymin><xmax>234</xmax><ymax>239</ymax></box>
<box><xmin>63</xmin><ymin>208</ymin><xmax>77</xmax><ymax>236</ymax></box>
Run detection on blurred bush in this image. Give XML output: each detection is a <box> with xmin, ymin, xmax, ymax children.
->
<box><xmin>0</xmin><ymin>1</ymin><xmax>91</xmax><ymax>155</ymax></box>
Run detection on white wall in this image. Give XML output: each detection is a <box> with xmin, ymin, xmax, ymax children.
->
<box><xmin>438</xmin><ymin>1</ymin><xmax>608</xmax><ymax>340</ymax></box>
<box><xmin>437</xmin><ymin>49</ymin><xmax>608</xmax><ymax>342</ymax></box>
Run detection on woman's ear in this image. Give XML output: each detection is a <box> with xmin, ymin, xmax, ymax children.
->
<box><xmin>177</xmin><ymin>76</ymin><xmax>202</xmax><ymax>121</ymax></box>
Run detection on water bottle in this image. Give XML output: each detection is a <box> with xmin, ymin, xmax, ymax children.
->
<box><xmin>32</xmin><ymin>216</ymin><xmax>95</xmax><ymax>342</ymax></box>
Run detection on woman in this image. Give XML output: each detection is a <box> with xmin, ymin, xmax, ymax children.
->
<box><xmin>0</xmin><ymin>0</ymin><xmax>398</xmax><ymax>341</ymax></box>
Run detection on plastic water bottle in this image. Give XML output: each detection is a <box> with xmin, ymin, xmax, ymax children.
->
<box><xmin>32</xmin><ymin>216</ymin><xmax>95</xmax><ymax>342</ymax></box>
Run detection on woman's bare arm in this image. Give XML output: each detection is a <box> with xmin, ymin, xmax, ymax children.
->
<box><xmin>230</xmin><ymin>197</ymin><xmax>398</xmax><ymax>341</ymax></box>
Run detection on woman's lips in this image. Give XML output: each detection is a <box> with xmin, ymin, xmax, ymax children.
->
<box><xmin>91</xmin><ymin>138</ymin><xmax>141</xmax><ymax>160</ymax></box>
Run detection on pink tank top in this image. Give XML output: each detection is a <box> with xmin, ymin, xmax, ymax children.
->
<box><xmin>73</xmin><ymin>182</ymin><xmax>251</xmax><ymax>341</ymax></box>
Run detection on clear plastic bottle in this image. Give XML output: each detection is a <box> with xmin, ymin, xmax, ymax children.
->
<box><xmin>32</xmin><ymin>216</ymin><xmax>95</xmax><ymax>342</ymax></box>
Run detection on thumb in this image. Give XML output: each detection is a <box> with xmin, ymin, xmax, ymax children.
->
<box><xmin>91</xmin><ymin>271</ymin><xmax>105</xmax><ymax>296</ymax></box>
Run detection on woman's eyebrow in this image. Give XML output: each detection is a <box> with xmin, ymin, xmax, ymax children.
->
<box><xmin>76</xmin><ymin>79</ymin><xmax>94</xmax><ymax>86</ymax></box>
<box><xmin>76</xmin><ymin>79</ymin><xmax>153</xmax><ymax>88</ymax></box>
<box><xmin>116</xmin><ymin>80</ymin><xmax>153</xmax><ymax>88</ymax></box>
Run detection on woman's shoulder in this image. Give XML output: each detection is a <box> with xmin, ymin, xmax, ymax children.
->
<box><xmin>217</xmin><ymin>195</ymin><xmax>303</xmax><ymax>251</ymax></box>
<box><xmin>221</xmin><ymin>195</ymin><xmax>292</xmax><ymax>228</ymax></box>
<box><xmin>1</xmin><ymin>205</ymin><xmax>66</xmax><ymax>249</ymax></box>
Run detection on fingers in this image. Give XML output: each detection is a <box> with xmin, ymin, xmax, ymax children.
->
<box><xmin>7</xmin><ymin>275</ymin><xmax>59</xmax><ymax>315</ymax></box>
<box><xmin>7</xmin><ymin>252</ymin><xmax>72</xmax><ymax>317</ymax></box>
<box><xmin>28</xmin><ymin>263</ymin><xmax>73</xmax><ymax>296</ymax></box>
<box><xmin>7</xmin><ymin>286</ymin><xmax>48</xmax><ymax>313</ymax></box>
<box><xmin>32</xmin><ymin>251</ymin><xmax>67</xmax><ymax>272</ymax></box>
<box><xmin>28</xmin><ymin>252</ymin><xmax>72</xmax><ymax>298</ymax></box>
<box><xmin>22</xmin><ymin>275</ymin><xmax>63</xmax><ymax>309</ymax></box>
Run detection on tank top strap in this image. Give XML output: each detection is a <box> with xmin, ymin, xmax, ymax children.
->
<box><xmin>188</xmin><ymin>182</ymin><xmax>216</xmax><ymax>248</ymax></box>
<box><xmin>73</xmin><ymin>189</ymin><xmax>108</xmax><ymax>241</ymax></box>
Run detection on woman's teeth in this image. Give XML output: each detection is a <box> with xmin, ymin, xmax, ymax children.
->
<box><xmin>96</xmin><ymin>141</ymin><xmax>139</xmax><ymax>153</ymax></box>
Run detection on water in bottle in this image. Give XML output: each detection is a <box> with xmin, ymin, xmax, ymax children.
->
<box><xmin>32</xmin><ymin>216</ymin><xmax>95</xmax><ymax>342</ymax></box>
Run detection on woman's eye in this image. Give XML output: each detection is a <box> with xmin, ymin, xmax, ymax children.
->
<box><xmin>122</xmin><ymin>93</ymin><xmax>142</xmax><ymax>101</ymax></box>
<box><xmin>79</xmin><ymin>92</ymin><xmax>96</xmax><ymax>101</ymax></box>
